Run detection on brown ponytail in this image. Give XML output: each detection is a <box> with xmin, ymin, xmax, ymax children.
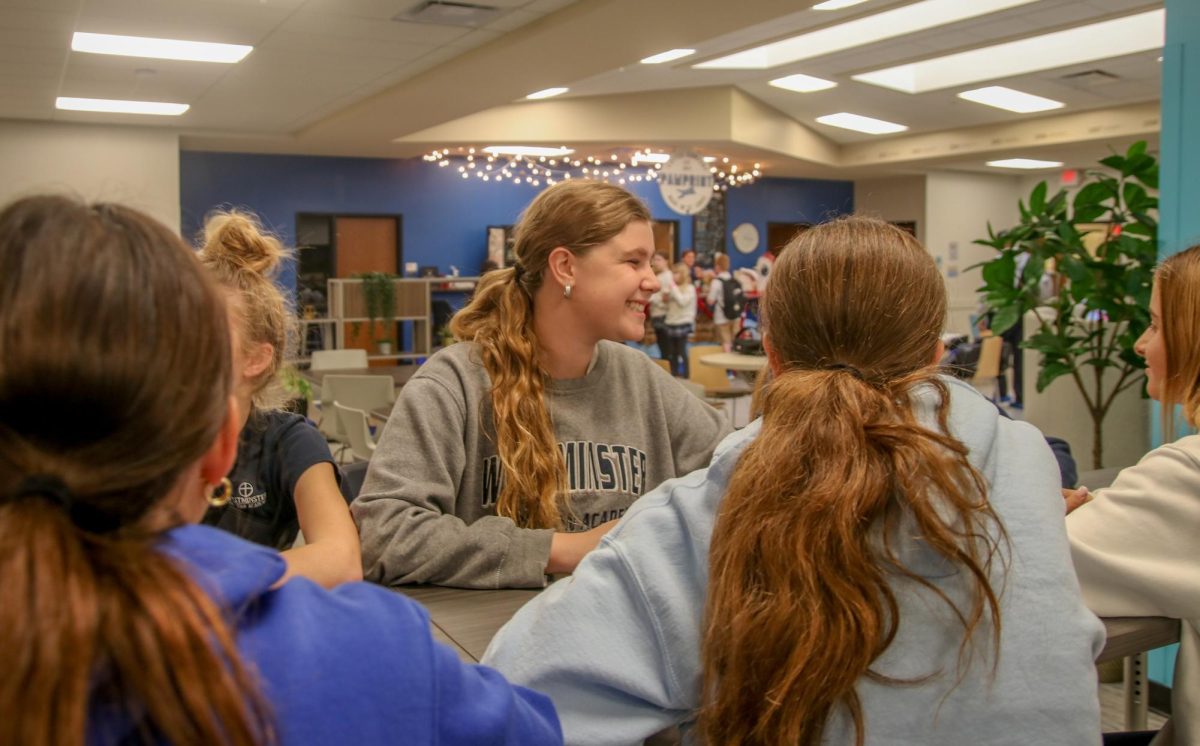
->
<box><xmin>699</xmin><ymin>217</ymin><xmax>1006</xmax><ymax>746</ymax></box>
<box><xmin>450</xmin><ymin>181</ymin><xmax>650</xmax><ymax>528</ymax></box>
<box><xmin>0</xmin><ymin>196</ymin><xmax>272</xmax><ymax>745</ymax></box>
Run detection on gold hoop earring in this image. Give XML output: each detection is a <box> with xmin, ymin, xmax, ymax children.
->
<box><xmin>563</xmin><ymin>284</ymin><xmax>573</xmax><ymax>299</ymax></box>
<box><xmin>207</xmin><ymin>477</ymin><xmax>233</xmax><ymax>507</ymax></box>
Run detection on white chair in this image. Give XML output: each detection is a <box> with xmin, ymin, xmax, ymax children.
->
<box><xmin>334</xmin><ymin>402</ymin><xmax>377</xmax><ymax>462</ymax></box>
<box><xmin>322</xmin><ymin>374</ymin><xmax>395</xmax><ymax>414</ymax></box>
<box><xmin>311</xmin><ymin>348</ymin><xmax>368</xmax><ymax>371</ymax></box>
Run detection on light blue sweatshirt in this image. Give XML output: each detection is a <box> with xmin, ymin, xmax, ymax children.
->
<box><xmin>484</xmin><ymin>377</ymin><xmax>1104</xmax><ymax>745</ymax></box>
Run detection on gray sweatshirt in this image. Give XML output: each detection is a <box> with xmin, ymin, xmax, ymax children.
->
<box><xmin>352</xmin><ymin>340</ymin><xmax>731</xmax><ymax>589</ymax></box>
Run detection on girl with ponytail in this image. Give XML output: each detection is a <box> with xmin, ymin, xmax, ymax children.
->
<box><xmin>354</xmin><ymin>180</ymin><xmax>730</xmax><ymax>588</ymax></box>
<box><xmin>485</xmin><ymin>216</ymin><xmax>1104</xmax><ymax>744</ymax></box>
<box><xmin>0</xmin><ymin>194</ymin><xmax>560</xmax><ymax>746</ymax></box>
<box><xmin>197</xmin><ymin>210</ymin><xmax>361</xmax><ymax>589</ymax></box>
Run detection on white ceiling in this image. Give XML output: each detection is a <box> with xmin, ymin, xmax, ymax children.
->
<box><xmin>0</xmin><ymin>0</ymin><xmax>1165</xmax><ymax>177</ymax></box>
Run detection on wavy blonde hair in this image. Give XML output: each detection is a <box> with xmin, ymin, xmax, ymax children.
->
<box><xmin>1154</xmin><ymin>243</ymin><xmax>1200</xmax><ymax>436</ymax></box>
<box><xmin>197</xmin><ymin>210</ymin><xmax>297</xmax><ymax>412</ymax></box>
<box><xmin>450</xmin><ymin>181</ymin><xmax>651</xmax><ymax>528</ymax></box>
<box><xmin>699</xmin><ymin>216</ymin><xmax>1007</xmax><ymax>745</ymax></box>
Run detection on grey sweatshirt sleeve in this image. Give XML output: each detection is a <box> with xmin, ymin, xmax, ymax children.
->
<box><xmin>351</xmin><ymin>374</ymin><xmax>554</xmax><ymax>589</ymax></box>
<box><xmin>655</xmin><ymin>370</ymin><xmax>733</xmax><ymax>475</ymax></box>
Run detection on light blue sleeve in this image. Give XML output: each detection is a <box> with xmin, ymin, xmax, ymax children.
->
<box><xmin>483</xmin><ymin>540</ymin><xmax>693</xmax><ymax>746</ymax></box>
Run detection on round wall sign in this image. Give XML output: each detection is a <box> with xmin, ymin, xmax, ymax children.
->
<box><xmin>658</xmin><ymin>155</ymin><xmax>714</xmax><ymax>215</ymax></box>
<box><xmin>732</xmin><ymin>222</ymin><xmax>759</xmax><ymax>254</ymax></box>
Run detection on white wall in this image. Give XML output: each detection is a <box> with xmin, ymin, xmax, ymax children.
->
<box><xmin>924</xmin><ymin>171</ymin><xmax>1023</xmax><ymax>333</ymax></box>
<box><xmin>853</xmin><ymin>175</ymin><xmax>926</xmax><ymax>243</ymax></box>
<box><xmin>0</xmin><ymin>120</ymin><xmax>180</xmax><ymax>230</ymax></box>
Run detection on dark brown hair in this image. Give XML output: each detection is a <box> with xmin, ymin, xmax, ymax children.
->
<box><xmin>0</xmin><ymin>195</ymin><xmax>272</xmax><ymax>745</ymax></box>
<box><xmin>451</xmin><ymin>180</ymin><xmax>651</xmax><ymax>528</ymax></box>
<box><xmin>699</xmin><ymin>216</ymin><xmax>1007</xmax><ymax>745</ymax></box>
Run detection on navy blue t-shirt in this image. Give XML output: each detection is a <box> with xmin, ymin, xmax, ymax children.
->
<box><xmin>203</xmin><ymin>410</ymin><xmax>340</xmax><ymax>550</ymax></box>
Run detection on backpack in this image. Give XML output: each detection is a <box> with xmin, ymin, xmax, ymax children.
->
<box><xmin>720</xmin><ymin>275</ymin><xmax>745</xmax><ymax>320</ymax></box>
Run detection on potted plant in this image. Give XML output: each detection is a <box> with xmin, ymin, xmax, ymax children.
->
<box><xmin>280</xmin><ymin>365</ymin><xmax>314</xmax><ymax>416</ymax></box>
<box><xmin>354</xmin><ymin>271</ymin><xmax>398</xmax><ymax>347</ymax></box>
<box><xmin>376</xmin><ymin>337</ymin><xmax>394</xmax><ymax>356</ymax></box>
<box><xmin>973</xmin><ymin>141</ymin><xmax>1158</xmax><ymax>468</ymax></box>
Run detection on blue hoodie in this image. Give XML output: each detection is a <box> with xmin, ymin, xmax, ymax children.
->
<box><xmin>484</xmin><ymin>377</ymin><xmax>1104</xmax><ymax>745</ymax></box>
<box><xmin>89</xmin><ymin>524</ymin><xmax>561</xmax><ymax>745</ymax></box>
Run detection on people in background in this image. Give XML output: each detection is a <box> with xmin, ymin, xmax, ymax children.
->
<box><xmin>484</xmin><ymin>216</ymin><xmax>1103</xmax><ymax>744</ymax></box>
<box><xmin>647</xmin><ymin>252</ymin><xmax>671</xmax><ymax>359</ymax></box>
<box><xmin>680</xmin><ymin>247</ymin><xmax>697</xmax><ymax>283</ymax></box>
<box><xmin>1067</xmin><ymin>243</ymin><xmax>1200</xmax><ymax>746</ymax></box>
<box><xmin>353</xmin><ymin>181</ymin><xmax>730</xmax><ymax>589</ymax></box>
<box><xmin>707</xmin><ymin>251</ymin><xmax>737</xmax><ymax>352</ymax></box>
<box><xmin>197</xmin><ymin>211</ymin><xmax>361</xmax><ymax>589</ymax></box>
<box><xmin>659</xmin><ymin>261</ymin><xmax>697</xmax><ymax>378</ymax></box>
<box><xmin>0</xmin><ymin>195</ymin><xmax>561</xmax><ymax>745</ymax></box>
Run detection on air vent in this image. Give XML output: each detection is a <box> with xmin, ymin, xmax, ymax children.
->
<box><xmin>1059</xmin><ymin>69</ymin><xmax>1121</xmax><ymax>87</ymax></box>
<box><xmin>396</xmin><ymin>1</ymin><xmax>505</xmax><ymax>27</ymax></box>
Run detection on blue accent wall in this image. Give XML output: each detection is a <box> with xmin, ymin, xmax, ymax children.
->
<box><xmin>1145</xmin><ymin>0</ymin><xmax>1200</xmax><ymax>689</ymax></box>
<box><xmin>180</xmin><ymin>151</ymin><xmax>853</xmax><ymax>291</ymax></box>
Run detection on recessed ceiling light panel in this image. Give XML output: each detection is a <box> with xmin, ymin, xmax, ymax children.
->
<box><xmin>694</xmin><ymin>0</ymin><xmax>1037</xmax><ymax>70</ymax></box>
<box><xmin>769</xmin><ymin>73</ymin><xmax>837</xmax><ymax>93</ymax></box>
<box><xmin>483</xmin><ymin>145</ymin><xmax>575</xmax><ymax>157</ymax></box>
<box><xmin>854</xmin><ymin>9</ymin><xmax>1164</xmax><ymax>93</ymax></box>
<box><xmin>640</xmin><ymin>49</ymin><xmax>695</xmax><ymax>64</ymax></box>
<box><xmin>526</xmin><ymin>87</ymin><xmax>568</xmax><ymax>100</ymax></box>
<box><xmin>631</xmin><ymin>152</ymin><xmax>671</xmax><ymax>164</ymax></box>
<box><xmin>71</xmin><ymin>32</ymin><xmax>251</xmax><ymax>63</ymax></box>
<box><xmin>56</xmin><ymin>96</ymin><xmax>189</xmax><ymax>116</ymax></box>
<box><xmin>815</xmin><ymin>112</ymin><xmax>907</xmax><ymax>135</ymax></box>
<box><xmin>957</xmin><ymin>86</ymin><xmax>1063</xmax><ymax>113</ymax></box>
<box><xmin>987</xmin><ymin>158</ymin><xmax>1064</xmax><ymax>169</ymax></box>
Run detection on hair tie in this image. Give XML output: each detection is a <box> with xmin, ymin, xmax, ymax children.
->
<box><xmin>7</xmin><ymin>475</ymin><xmax>119</xmax><ymax>533</ymax></box>
<box><xmin>821</xmin><ymin>362</ymin><xmax>866</xmax><ymax>381</ymax></box>
<box><xmin>512</xmin><ymin>264</ymin><xmax>525</xmax><ymax>281</ymax></box>
<box><xmin>10</xmin><ymin>474</ymin><xmax>73</xmax><ymax>509</ymax></box>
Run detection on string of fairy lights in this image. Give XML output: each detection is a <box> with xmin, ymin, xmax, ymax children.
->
<box><xmin>421</xmin><ymin>146</ymin><xmax>763</xmax><ymax>190</ymax></box>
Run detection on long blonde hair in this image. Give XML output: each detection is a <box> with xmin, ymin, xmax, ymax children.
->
<box><xmin>699</xmin><ymin>217</ymin><xmax>1006</xmax><ymax>745</ymax></box>
<box><xmin>197</xmin><ymin>210</ymin><xmax>296</xmax><ymax>412</ymax></box>
<box><xmin>1155</xmin><ymin>243</ymin><xmax>1200</xmax><ymax>436</ymax></box>
<box><xmin>450</xmin><ymin>181</ymin><xmax>650</xmax><ymax>528</ymax></box>
<box><xmin>0</xmin><ymin>196</ymin><xmax>272</xmax><ymax>745</ymax></box>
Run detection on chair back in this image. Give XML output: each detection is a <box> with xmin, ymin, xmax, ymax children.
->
<box><xmin>687</xmin><ymin>344</ymin><xmax>732</xmax><ymax>391</ymax></box>
<box><xmin>971</xmin><ymin>335</ymin><xmax>1003</xmax><ymax>382</ymax></box>
<box><xmin>653</xmin><ymin>358</ymin><xmax>672</xmax><ymax>374</ymax></box>
<box><xmin>311</xmin><ymin>348</ymin><xmax>368</xmax><ymax>371</ymax></box>
<box><xmin>334</xmin><ymin>402</ymin><xmax>376</xmax><ymax>462</ymax></box>
<box><xmin>322</xmin><ymin>374</ymin><xmax>396</xmax><ymax>413</ymax></box>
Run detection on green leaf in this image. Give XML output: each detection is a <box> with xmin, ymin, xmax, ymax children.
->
<box><xmin>1029</xmin><ymin>181</ymin><xmax>1048</xmax><ymax>214</ymax></box>
<box><xmin>990</xmin><ymin>305</ymin><xmax>1021</xmax><ymax>335</ymax></box>
<box><xmin>1036</xmin><ymin>361</ymin><xmax>1074</xmax><ymax>392</ymax></box>
<box><xmin>1074</xmin><ymin>182</ymin><xmax>1112</xmax><ymax>212</ymax></box>
<box><xmin>1099</xmin><ymin>155</ymin><xmax>1125</xmax><ymax>171</ymax></box>
<box><xmin>1127</xmin><ymin>140</ymin><xmax>1147</xmax><ymax>160</ymax></box>
<box><xmin>979</xmin><ymin>252</ymin><xmax>1016</xmax><ymax>290</ymax></box>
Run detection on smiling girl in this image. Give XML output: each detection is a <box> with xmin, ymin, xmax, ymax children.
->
<box><xmin>353</xmin><ymin>181</ymin><xmax>731</xmax><ymax>589</ymax></box>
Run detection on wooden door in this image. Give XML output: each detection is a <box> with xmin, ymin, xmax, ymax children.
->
<box><xmin>335</xmin><ymin>216</ymin><xmax>399</xmax><ymax>365</ymax></box>
<box><xmin>651</xmin><ymin>220</ymin><xmax>677</xmax><ymax>263</ymax></box>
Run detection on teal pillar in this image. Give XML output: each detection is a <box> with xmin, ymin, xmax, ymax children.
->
<box><xmin>1145</xmin><ymin>0</ymin><xmax>1200</xmax><ymax>689</ymax></box>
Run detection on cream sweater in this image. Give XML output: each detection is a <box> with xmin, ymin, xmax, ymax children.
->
<box><xmin>1068</xmin><ymin>435</ymin><xmax>1200</xmax><ymax>745</ymax></box>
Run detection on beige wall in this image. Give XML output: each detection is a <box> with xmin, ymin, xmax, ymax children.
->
<box><xmin>0</xmin><ymin>120</ymin><xmax>180</xmax><ymax>230</ymax></box>
<box><xmin>853</xmin><ymin>175</ymin><xmax>926</xmax><ymax>244</ymax></box>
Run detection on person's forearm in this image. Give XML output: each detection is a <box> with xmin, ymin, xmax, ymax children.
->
<box><xmin>280</xmin><ymin>541</ymin><xmax>363</xmax><ymax>588</ymax></box>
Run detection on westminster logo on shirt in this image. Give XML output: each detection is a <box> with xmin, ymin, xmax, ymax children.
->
<box><xmin>481</xmin><ymin>440</ymin><xmax>649</xmax><ymax>509</ymax></box>
<box><xmin>231</xmin><ymin>480</ymin><xmax>267</xmax><ymax>509</ymax></box>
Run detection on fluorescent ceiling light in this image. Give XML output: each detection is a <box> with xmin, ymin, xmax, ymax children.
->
<box><xmin>694</xmin><ymin>0</ymin><xmax>1037</xmax><ymax>70</ymax></box>
<box><xmin>632</xmin><ymin>152</ymin><xmax>671</xmax><ymax>164</ymax></box>
<box><xmin>483</xmin><ymin>145</ymin><xmax>574</xmax><ymax>157</ymax></box>
<box><xmin>526</xmin><ymin>87</ymin><xmax>568</xmax><ymax>100</ymax></box>
<box><xmin>957</xmin><ymin>86</ymin><xmax>1063</xmax><ymax>113</ymax></box>
<box><xmin>987</xmin><ymin>158</ymin><xmax>1063</xmax><ymax>170</ymax></box>
<box><xmin>56</xmin><ymin>96</ymin><xmax>189</xmax><ymax>116</ymax></box>
<box><xmin>815</xmin><ymin>112</ymin><xmax>907</xmax><ymax>135</ymax></box>
<box><xmin>812</xmin><ymin>0</ymin><xmax>870</xmax><ymax>9</ymax></box>
<box><xmin>71</xmin><ymin>32</ymin><xmax>251</xmax><ymax>63</ymax></box>
<box><xmin>769</xmin><ymin>73</ymin><xmax>837</xmax><ymax>93</ymax></box>
<box><xmin>640</xmin><ymin>49</ymin><xmax>695</xmax><ymax>64</ymax></box>
<box><xmin>855</xmin><ymin>9</ymin><xmax>1164</xmax><ymax>93</ymax></box>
